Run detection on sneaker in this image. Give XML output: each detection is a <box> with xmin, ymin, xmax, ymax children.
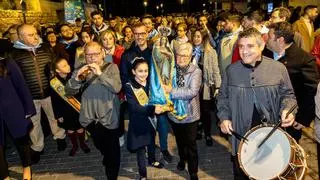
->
<box><xmin>205</xmin><ymin>136</ymin><xmax>213</xmax><ymax>146</ymax></box>
<box><xmin>57</xmin><ymin>138</ymin><xmax>67</xmax><ymax>151</ymax></box>
<box><xmin>119</xmin><ymin>135</ymin><xmax>125</xmax><ymax>147</ymax></box>
<box><xmin>177</xmin><ymin>161</ymin><xmax>185</xmax><ymax>171</ymax></box>
<box><xmin>148</xmin><ymin>161</ymin><xmax>164</xmax><ymax>169</ymax></box>
<box><xmin>162</xmin><ymin>150</ymin><xmax>173</xmax><ymax>163</ymax></box>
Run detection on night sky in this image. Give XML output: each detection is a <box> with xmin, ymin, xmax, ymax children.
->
<box><xmin>102</xmin><ymin>0</ymin><xmax>211</xmax><ymax>17</ymax></box>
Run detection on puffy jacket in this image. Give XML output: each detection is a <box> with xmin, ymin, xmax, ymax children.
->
<box><xmin>11</xmin><ymin>43</ymin><xmax>54</xmax><ymax>99</ymax></box>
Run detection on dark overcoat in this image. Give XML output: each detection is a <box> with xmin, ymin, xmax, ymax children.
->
<box><xmin>0</xmin><ymin>59</ymin><xmax>35</xmax><ymax>145</ymax></box>
<box><xmin>124</xmin><ymin>79</ymin><xmax>155</xmax><ymax>152</ymax></box>
<box><xmin>263</xmin><ymin>43</ymin><xmax>320</xmax><ymax>126</ymax></box>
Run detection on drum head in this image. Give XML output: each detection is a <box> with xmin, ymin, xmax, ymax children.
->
<box><xmin>239</xmin><ymin>127</ymin><xmax>291</xmax><ymax>179</ymax></box>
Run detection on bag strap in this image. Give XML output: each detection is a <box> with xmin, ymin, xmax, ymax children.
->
<box><xmin>252</xmin><ymin>88</ymin><xmax>270</xmax><ymax>123</ymax></box>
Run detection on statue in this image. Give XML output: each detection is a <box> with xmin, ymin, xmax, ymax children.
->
<box><xmin>148</xmin><ymin>26</ymin><xmax>187</xmax><ymax>119</ymax></box>
<box><xmin>153</xmin><ymin>36</ymin><xmax>173</xmax><ymax>85</ymax></box>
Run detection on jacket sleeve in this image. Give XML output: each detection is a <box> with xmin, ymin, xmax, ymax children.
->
<box><xmin>98</xmin><ymin>63</ymin><xmax>122</xmax><ymax>93</ymax></box>
<box><xmin>279</xmin><ymin>64</ymin><xmax>297</xmax><ymax>117</ymax></box>
<box><xmin>216</xmin><ymin>70</ymin><xmax>232</xmax><ymax>121</ymax></box>
<box><xmin>65</xmin><ymin>70</ymin><xmax>82</xmax><ymax>96</ymax></box>
<box><xmin>297</xmin><ymin>54</ymin><xmax>319</xmax><ymax>126</ymax></box>
<box><xmin>209</xmin><ymin>48</ymin><xmax>222</xmax><ymax>88</ymax></box>
<box><xmin>311</xmin><ymin>36</ymin><xmax>320</xmax><ymax>71</ymax></box>
<box><xmin>120</xmin><ymin>52</ymin><xmax>130</xmax><ymax>86</ymax></box>
<box><xmin>50</xmin><ymin>89</ymin><xmax>64</xmax><ymax>119</ymax></box>
<box><xmin>124</xmin><ymin>84</ymin><xmax>155</xmax><ymax>117</ymax></box>
<box><xmin>8</xmin><ymin>59</ymin><xmax>36</xmax><ymax>117</ymax></box>
<box><xmin>171</xmin><ymin>68</ymin><xmax>202</xmax><ymax>100</ymax></box>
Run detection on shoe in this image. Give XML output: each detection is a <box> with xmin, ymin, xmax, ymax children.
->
<box><xmin>162</xmin><ymin>150</ymin><xmax>173</xmax><ymax>163</ymax></box>
<box><xmin>176</xmin><ymin>161</ymin><xmax>185</xmax><ymax>171</ymax></box>
<box><xmin>119</xmin><ymin>135</ymin><xmax>125</xmax><ymax>147</ymax></box>
<box><xmin>196</xmin><ymin>132</ymin><xmax>202</xmax><ymax>140</ymax></box>
<box><xmin>139</xmin><ymin>176</ymin><xmax>147</xmax><ymax>180</ymax></box>
<box><xmin>148</xmin><ymin>161</ymin><xmax>164</xmax><ymax>169</ymax></box>
<box><xmin>30</xmin><ymin>149</ymin><xmax>40</xmax><ymax>165</ymax></box>
<box><xmin>57</xmin><ymin>138</ymin><xmax>67</xmax><ymax>151</ymax></box>
<box><xmin>205</xmin><ymin>136</ymin><xmax>213</xmax><ymax>146</ymax></box>
<box><xmin>190</xmin><ymin>173</ymin><xmax>199</xmax><ymax>180</ymax></box>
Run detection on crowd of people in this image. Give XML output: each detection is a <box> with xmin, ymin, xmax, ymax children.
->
<box><xmin>1</xmin><ymin>4</ymin><xmax>320</xmax><ymax>180</ymax></box>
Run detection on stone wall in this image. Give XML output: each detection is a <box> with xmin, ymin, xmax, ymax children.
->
<box><xmin>0</xmin><ymin>10</ymin><xmax>59</xmax><ymax>35</ymax></box>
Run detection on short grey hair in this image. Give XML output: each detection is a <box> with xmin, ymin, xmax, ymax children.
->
<box><xmin>176</xmin><ymin>42</ymin><xmax>193</xmax><ymax>56</ymax></box>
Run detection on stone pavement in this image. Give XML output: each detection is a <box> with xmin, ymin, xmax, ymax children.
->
<box><xmin>6</xmin><ymin>120</ymin><xmax>319</xmax><ymax>180</ymax></box>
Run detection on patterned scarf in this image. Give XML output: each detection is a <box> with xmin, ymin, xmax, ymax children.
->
<box><xmin>192</xmin><ymin>45</ymin><xmax>203</xmax><ymax>65</ymax></box>
<box><xmin>176</xmin><ymin>64</ymin><xmax>190</xmax><ymax>87</ymax></box>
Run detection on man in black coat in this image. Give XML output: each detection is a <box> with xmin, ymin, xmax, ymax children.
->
<box><xmin>264</xmin><ymin>22</ymin><xmax>320</xmax><ymax>140</ymax></box>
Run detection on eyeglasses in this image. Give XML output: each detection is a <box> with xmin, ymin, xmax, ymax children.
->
<box><xmin>134</xmin><ymin>32</ymin><xmax>147</xmax><ymax>37</ymax></box>
<box><xmin>85</xmin><ymin>52</ymin><xmax>101</xmax><ymax>58</ymax></box>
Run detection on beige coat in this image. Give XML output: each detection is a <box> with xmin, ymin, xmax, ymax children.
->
<box><xmin>293</xmin><ymin>18</ymin><xmax>315</xmax><ymax>52</ymax></box>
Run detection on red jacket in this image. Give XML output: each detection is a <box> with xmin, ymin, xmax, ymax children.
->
<box><xmin>113</xmin><ymin>45</ymin><xmax>125</xmax><ymax>67</ymax></box>
<box><xmin>311</xmin><ymin>36</ymin><xmax>320</xmax><ymax>72</ymax></box>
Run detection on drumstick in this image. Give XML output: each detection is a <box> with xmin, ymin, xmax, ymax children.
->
<box><xmin>257</xmin><ymin>104</ymin><xmax>298</xmax><ymax>148</ymax></box>
<box><xmin>231</xmin><ymin>130</ymin><xmax>248</xmax><ymax>143</ymax></box>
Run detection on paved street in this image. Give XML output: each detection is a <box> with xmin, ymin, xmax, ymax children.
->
<box><xmin>6</xmin><ymin>119</ymin><xmax>319</xmax><ymax>180</ymax></box>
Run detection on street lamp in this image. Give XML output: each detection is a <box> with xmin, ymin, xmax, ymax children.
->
<box><xmin>180</xmin><ymin>0</ymin><xmax>184</xmax><ymax>12</ymax></box>
<box><xmin>143</xmin><ymin>1</ymin><xmax>148</xmax><ymax>14</ymax></box>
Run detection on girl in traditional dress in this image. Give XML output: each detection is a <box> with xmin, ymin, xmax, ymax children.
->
<box><xmin>124</xmin><ymin>58</ymin><xmax>164</xmax><ymax>180</ymax></box>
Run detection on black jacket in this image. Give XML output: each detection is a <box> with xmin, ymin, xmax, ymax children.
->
<box><xmin>120</xmin><ymin>43</ymin><xmax>153</xmax><ymax>87</ymax></box>
<box><xmin>11</xmin><ymin>43</ymin><xmax>54</xmax><ymax>99</ymax></box>
<box><xmin>263</xmin><ymin>43</ymin><xmax>320</xmax><ymax>126</ymax></box>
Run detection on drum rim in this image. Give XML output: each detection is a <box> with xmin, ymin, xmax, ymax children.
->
<box><xmin>237</xmin><ymin>124</ymin><xmax>294</xmax><ymax>179</ymax></box>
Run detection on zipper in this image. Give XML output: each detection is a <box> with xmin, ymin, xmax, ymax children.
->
<box><xmin>30</xmin><ymin>52</ymin><xmax>44</xmax><ymax>97</ymax></box>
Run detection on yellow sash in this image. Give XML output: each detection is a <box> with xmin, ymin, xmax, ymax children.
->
<box><xmin>50</xmin><ymin>77</ymin><xmax>81</xmax><ymax>112</ymax></box>
<box><xmin>128</xmin><ymin>83</ymin><xmax>149</xmax><ymax>106</ymax></box>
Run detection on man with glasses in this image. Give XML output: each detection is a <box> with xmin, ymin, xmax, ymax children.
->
<box><xmin>66</xmin><ymin>41</ymin><xmax>121</xmax><ymax>180</ymax></box>
<box><xmin>268</xmin><ymin>7</ymin><xmax>305</xmax><ymax>49</ymax></box>
<box><xmin>11</xmin><ymin>24</ymin><xmax>66</xmax><ymax>164</ymax></box>
<box><xmin>120</xmin><ymin>23</ymin><xmax>173</xmax><ymax>164</ymax></box>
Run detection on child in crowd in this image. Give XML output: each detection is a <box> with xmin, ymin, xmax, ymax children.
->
<box><xmin>50</xmin><ymin>58</ymin><xmax>90</xmax><ymax>156</ymax></box>
<box><xmin>124</xmin><ymin>58</ymin><xmax>164</xmax><ymax>180</ymax></box>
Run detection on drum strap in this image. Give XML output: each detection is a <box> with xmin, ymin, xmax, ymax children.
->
<box><xmin>252</xmin><ymin>88</ymin><xmax>271</xmax><ymax>123</ymax></box>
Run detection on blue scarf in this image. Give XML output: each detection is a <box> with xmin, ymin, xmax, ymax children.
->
<box><xmin>192</xmin><ymin>45</ymin><xmax>202</xmax><ymax>65</ymax></box>
<box><xmin>60</xmin><ymin>35</ymin><xmax>79</xmax><ymax>49</ymax></box>
<box><xmin>13</xmin><ymin>38</ymin><xmax>43</xmax><ymax>55</ymax></box>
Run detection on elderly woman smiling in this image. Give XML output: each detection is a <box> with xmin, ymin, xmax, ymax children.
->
<box><xmin>162</xmin><ymin>43</ymin><xmax>202</xmax><ymax>180</ymax></box>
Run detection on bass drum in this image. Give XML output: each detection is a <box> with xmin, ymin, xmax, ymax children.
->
<box><xmin>237</xmin><ymin>125</ymin><xmax>307</xmax><ymax>180</ymax></box>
